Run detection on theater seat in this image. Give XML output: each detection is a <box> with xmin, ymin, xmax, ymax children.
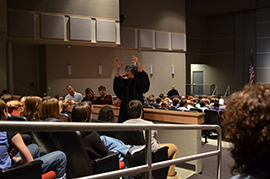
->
<box><xmin>0</xmin><ymin>160</ymin><xmax>55</xmax><ymax>179</ymax></box>
<box><xmin>51</xmin><ymin>131</ymin><xmax>119</xmax><ymax>178</ymax></box>
<box><xmin>118</xmin><ymin>131</ymin><xmax>169</xmax><ymax>179</ymax></box>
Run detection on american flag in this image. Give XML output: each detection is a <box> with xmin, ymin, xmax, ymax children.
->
<box><xmin>249</xmin><ymin>50</ymin><xmax>255</xmax><ymax>85</ymax></box>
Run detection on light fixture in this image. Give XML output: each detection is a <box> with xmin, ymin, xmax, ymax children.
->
<box><xmin>149</xmin><ymin>65</ymin><xmax>153</xmax><ymax>75</ymax></box>
<box><xmin>171</xmin><ymin>65</ymin><xmax>175</xmax><ymax>78</ymax></box>
<box><xmin>67</xmin><ymin>64</ymin><xmax>71</xmax><ymax>75</ymax></box>
<box><xmin>171</xmin><ymin>65</ymin><xmax>175</xmax><ymax>75</ymax></box>
<box><xmin>98</xmin><ymin>64</ymin><xmax>102</xmax><ymax>75</ymax></box>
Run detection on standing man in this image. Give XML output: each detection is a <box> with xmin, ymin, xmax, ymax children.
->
<box><xmin>65</xmin><ymin>85</ymin><xmax>83</xmax><ymax>102</ymax></box>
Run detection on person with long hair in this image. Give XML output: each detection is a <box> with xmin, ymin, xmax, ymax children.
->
<box><xmin>0</xmin><ymin>99</ymin><xmax>67</xmax><ymax>178</ymax></box>
<box><xmin>20</xmin><ymin>96</ymin><xmax>42</xmax><ymax>121</ymax></box>
<box><xmin>40</xmin><ymin>98</ymin><xmax>62</xmax><ymax>122</ymax></box>
<box><xmin>222</xmin><ymin>84</ymin><xmax>270</xmax><ymax>179</ymax></box>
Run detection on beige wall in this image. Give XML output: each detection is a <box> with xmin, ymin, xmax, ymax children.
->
<box><xmin>46</xmin><ymin>45</ymin><xmax>186</xmax><ymax>97</ymax></box>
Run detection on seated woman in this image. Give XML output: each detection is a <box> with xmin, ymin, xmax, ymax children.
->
<box><xmin>0</xmin><ymin>99</ymin><xmax>67</xmax><ymax>179</ymax></box>
<box><xmin>82</xmin><ymin>88</ymin><xmax>96</xmax><ymax>102</ymax></box>
<box><xmin>40</xmin><ymin>98</ymin><xmax>63</xmax><ymax>122</ymax></box>
<box><xmin>92</xmin><ymin>85</ymin><xmax>112</xmax><ymax>104</ymax></box>
<box><xmin>20</xmin><ymin>96</ymin><xmax>42</xmax><ymax>121</ymax></box>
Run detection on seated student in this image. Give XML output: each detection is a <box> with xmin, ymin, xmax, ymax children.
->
<box><xmin>71</xmin><ymin>102</ymin><xmax>144</xmax><ymax>163</ymax></box>
<box><xmin>40</xmin><ymin>98</ymin><xmax>63</xmax><ymax>122</ymax></box>
<box><xmin>97</xmin><ymin>106</ymin><xmax>115</xmax><ymax>123</ymax></box>
<box><xmin>170</xmin><ymin>97</ymin><xmax>179</xmax><ymax>109</ymax></box>
<box><xmin>123</xmin><ymin>100</ymin><xmax>180</xmax><ymax>179</ymax></box>
<box><xmin>222</xmin><ymin>84</ymin><xmax>270</xmax><ymax>179</ymax></box>
<box><xmin>6</xmin><ymin>100</ymin><xmax>23</xmax><ymax>117</ymax></box>
<box><xmin>20</xmin><ymin>96</ymin><xmax>43</xmax><ymax>121</ymax></box>
<box><xmin>177</xmin><ymin>99</ymin><xmax>188</xmax><ymax>111</ymax></box>
<box><xmin>82</xmin><ymin>88</ymin><xmax>97</xmax><ymax>102</ymax></box>
<box><xmin>0</xmin><ymin>99</ymin><xmax>67</xmax><ymax>179</ymax></box>
<box><xmin>60</xmin><ymin>99</ymin><xmax>75</xmax><ymax>121</ymax></box>
<box><xmin>92</xmin><ymin>85</ymin><xmax>112</xmax><ymax>104</ymax></box>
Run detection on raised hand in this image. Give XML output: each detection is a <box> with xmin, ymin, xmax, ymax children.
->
<box><xmin>114</xmin><ymin>58</ymin><xmax>124</xmax><ymax>70</ymax></box>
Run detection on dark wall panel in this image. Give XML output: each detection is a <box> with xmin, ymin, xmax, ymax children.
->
<box><xmin>8</xmin><ymin>10</ymin><xmax>35</xmax><ymax>38</ymax></box>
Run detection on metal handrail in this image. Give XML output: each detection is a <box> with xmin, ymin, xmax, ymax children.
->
<box><xmin>224</xmin><ymin>86</ymin><xmax>230</xmax><ymax>97</ymax></box>
<box><xmin>212</xmin><ymin>86</ymin><xmax>218</xmax><ymax>96</ymax></box>
<box><xmin>0</xmin><ymin>121</ymin><xmax>222</xmax><ymax>179</ymax></box>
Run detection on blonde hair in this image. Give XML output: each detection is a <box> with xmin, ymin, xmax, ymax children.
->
<box><xmin>62</xmin><ymin>98</ymin><xmax>74</xmax><ymax>110</ymax></box>
<box><xmin>40</xmin><ymin>98</ymin><xmax>60</xmax><ymax>119</ymax></box>
<box><xmin>6</xmin><ymin>100</ymin><xmax>22</xmax><ymax>114</ymax></box>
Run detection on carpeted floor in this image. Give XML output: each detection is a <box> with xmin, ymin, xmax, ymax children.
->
<box><xmin>187</xmin><ymin>144</ymin><xmax>234</xmax><ymax>179</ymax></box>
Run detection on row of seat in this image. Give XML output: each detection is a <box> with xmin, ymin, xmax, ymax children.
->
<box><xmin>32</xmin><ymin>130</ymin><xmax>170</xmax><ymax>179</ymax></box>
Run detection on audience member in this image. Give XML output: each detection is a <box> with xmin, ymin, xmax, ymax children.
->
<box><xmin>160</xmin><ymin>100</ymin><xmax>170</xmax><ymax>109</ymax></box>
<box><xmin>198</xmin><ymin>99</ymin><xmax>209</xmax><ymax>112</ymax></box>
<box><xmin>1</xmin><ymin>94</ymin><xmax>13</xmax><ymax>103</ymax></box>
<box><xmin>65</xmin><ymin>85</ymin><xmax>83</xmax><ymax>102</ymax></box>
<box><xmin>210</xmin><ymin>101</ymin><xmax>222</xmax><ymax>115</ymax></box>
<box><xmin>123</xmin><ymin>100</ymin><xmax>179</xmax><ymax>179</ymax></box>
<box><xmin>97</xmin><ymin>106</ymin><xmax>115</xmax><ymax>122</ymax></box>
<box><xmin>40</xmin><ymin>98</ymin><xmax>62</xmax><ymax>122</ymax></box>
<box><xmin>0</xmin><ymin>99</ymin><xmax>67</xmax><ymax>178</ymax></box>
<box><xmin>222</xmin><ymin>84</ymin><xmax>270</xmax><ymax>179</ymax></box>
<box><xmin>71</xmin><ymin>102</ymin><xmax>144</xmax><ymax>175</ymax></box>
<box><xmin>92</xmin><ymin>85</ymin><xmax>112</xmax><ymax>104</ymax></box>
<box><xmin>55</xmin><ymin>94</ymin><xmax>64</xmax><ymax>102</ymax></box>
<box><xmin>21</xmin><ymin>96</ymin><xmax>42</xmax><ymax>121</ymax></box>
<box><xmin>60</xmin><ymin>99</ymin><xmax>75</xmax><ymax>121</ymax></box>
<box><xmin>6</xmin><ymin>100</ymin><xmax>23</xmax><ymax>116</ymax></box>
<box><xmin>154</xmin><ymin>97</ymin><xmax>162</xmax><ymax>108</ymax></box>
<box><xmin>177</xmin><ymin>99</ymin><xmax>188</xmax><ymax>111</ymax></box>
<box><xmin>82</xmin><ymin>88</ymin><xmax>96</xmax><ymax>102</ymax></box>
<box><xmin>170</xmin><ymin>98</ymin><xmax>179</xmax><ymax>109</ymax></box>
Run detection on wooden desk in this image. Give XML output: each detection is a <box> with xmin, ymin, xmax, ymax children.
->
<box><xmin>92</xmin><ymin>105</ymin><xmax>204</xmax><ymax>173</ymax></box>
<box><xmin>93</xmin><ymin>105</ymin><xmax>204</xmax><ymax>125</ymax></box>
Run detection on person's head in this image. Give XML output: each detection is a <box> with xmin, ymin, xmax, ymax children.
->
<box><xmin>161</xmin><ymin>100</ymin><xmax>169</xmax><ymax>108</ymax></box>
<box><xmin>222</xmin><ymin>84</ymin><xmax>270</xmax><ymax>176</ymax></box>
<box><xmin>21</xmin><ymin>96</ymin><xmax>42</xmax><ymax>121</ymax></box>
<box><xmin>98</xmin><ymin>85</ymin><xmax>106</xmax><ymax>97</ymax></box>
<box><xmin>0</xmin><ymin>99</ymin><xmax>8</xmax><ymax>121</ymax></box>
<box><xmin>71</xmin><ymin>102</ymin><xmax>92</xmax><ymax>122</ymax></box>
<box><xmin>155</xmin><ymin>97</ymin><xmax>162</xmax><ymax>104</ymax></box>
<box><xmin>40</xmin><ymin>98</ymin><xmax>60</xmax><ymax>119</ymax></box>
<box><xmin>85</xmin><ymin>88</ymin><xmax>94</xmax><ymax>98</ymax></box>
<box><xmin>172</xmin><ymin>85</ymin><xmax>175</xmax><ymax>90</ymax></box>
<box><xmin>62</xmin><ymin>99</ymin><xmax>75</xmax><ymax>112</ymax></box>
<box><xmin>125</xmin><ymin>64</ymin><xmax>138</xmax><ymax>79</ymax></box>
<box><xmin>66</xmin><ymin>85</ymin><xmax>75</xmax><ymax>96</ymax></box>
<box><xmin>6</xmin><ymin>100</ymin><xmax>23</xmax><ymax>116</ymax></box>
<box><xmin>1</xmin><ymin>94</ymin><xmax>13</xmax><ymax>103</ymax></box>
<box><xmin>127</xmin><ymin>100</ymin><xmax>143</xmax><ymax>119</ymax></box>
<box><xmin>55</xmin><ymin>94</ymin><xmax>64</xmax><ymax>101</ymax></box>
<box><xmin>179</xmin><ymin>99</ymin><xmax>187</xmax><ymax>107</ymax></box>
<box><xmin>172</xmin><ymin>98</ymin><xmax>179</xmax><ymax>106</ymax></box>
<box><xmin>199</xmin><ymin>99</ymin><xmax>206</xmax><ymax>107</ymax></box>
<box><xmin>98</xmin><ymin>106</ymin><xmax>115</xmax><ymax>122</ymax></box>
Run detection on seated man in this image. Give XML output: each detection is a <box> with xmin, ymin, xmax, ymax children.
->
<box><xmin>123</xmin><ymin>100</ymin><xmax>179</xmax><ymax>179</ymax></box>
<box><xmin>65</xmin><ymin>85</ymin><xmax>83</xmax><ymax>102</ymax></box>
<box><xmin>92</xmin><ymin>85</ymin><xmax>112</xmax><ymax>104</ymax></box>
